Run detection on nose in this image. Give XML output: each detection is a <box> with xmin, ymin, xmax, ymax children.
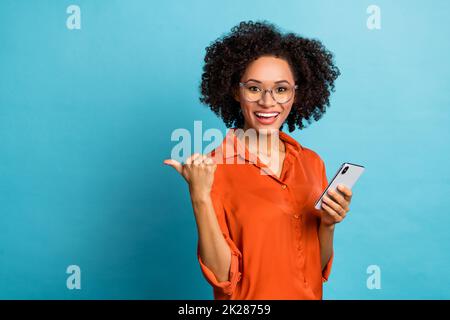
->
<box><xmin>258</xmin><ymin>90</ymin><xmax>276</xmax><ymax>107</ymax></box>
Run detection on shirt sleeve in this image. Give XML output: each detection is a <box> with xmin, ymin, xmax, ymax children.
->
<box><xmin>322</xmin><ymin>251</ymin><xmax>334</xmax><ymax>282</ymax></box>
<box><xmin>320</xmin><ymin>159</ymin><xmax>334</xmax><ymax>283</ymax></box>
<box><xmin>321</xmin><ymin>159</ymin><xmax>328</xmax><ymax>191</ymax></box>
<box><xmin>196</xmin><ymin>191</ymin><xmax>242</xmax><ymax>297</ymax></box>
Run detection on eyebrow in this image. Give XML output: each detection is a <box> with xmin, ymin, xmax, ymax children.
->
<box><xmin>244</xmin><ymin>79</ymin><xmax>292</xmax><ymax>84</ymax></box>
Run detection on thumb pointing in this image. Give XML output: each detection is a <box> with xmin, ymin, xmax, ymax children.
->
<box><xmin>163</xmin><ymin>159</ymin><xmax>183</xmax><ymax>175</ymax></box>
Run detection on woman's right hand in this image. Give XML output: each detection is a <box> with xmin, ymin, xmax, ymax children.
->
<box><xmin>163</xmin><ymin>153</ymin><xmax>217</xmax><ymax>196</ymax></box>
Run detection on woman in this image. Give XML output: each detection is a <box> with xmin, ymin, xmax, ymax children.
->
<box><xmin>164</xmin><ymin>21</ymin><xmax>353</xmax><ymax>300</ymax></box>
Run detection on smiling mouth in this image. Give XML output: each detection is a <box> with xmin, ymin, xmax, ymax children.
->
<box><xmin>254</xmin><ymin>112</ymin><xmax>280</xmax><ymax>119</ymax></box>
<box><xmin>253</xmin><ymin>111</ymin><xmax>280</xmax><ymax>125</ymax></box>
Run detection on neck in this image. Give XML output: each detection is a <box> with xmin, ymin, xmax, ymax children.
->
<box><xmin>238</xmin><ymin>126</ymin><xmax>285</xmax><ymax>157</ymax></box>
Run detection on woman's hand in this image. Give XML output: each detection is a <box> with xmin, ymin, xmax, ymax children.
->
<box><xmin>320</xmin><ymin>184</ymin><xmax>353</xmax><ymax>227</ymax></box>
<box><xmin>163</xmin><ymin>153</ymin><xmax>217</xmax><ymax>197</ymax></box>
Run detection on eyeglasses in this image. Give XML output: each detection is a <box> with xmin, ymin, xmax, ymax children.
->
<box><xmin>239</xmin><ymin>80</ymin><xmax>298</xmax><ymax>104</ymax></box>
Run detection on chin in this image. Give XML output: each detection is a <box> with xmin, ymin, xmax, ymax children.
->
<box><xmin>250</xmin><ymin>117</ymin><xmax>284</xmax><ymax>133</ymax></box>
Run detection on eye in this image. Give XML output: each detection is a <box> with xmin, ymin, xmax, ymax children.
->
<box><xmin>275</xmin><ymin>86</ymin><xmax>288</xmax><ymax>93</ymax></box>
<box><xmin>248</xmin><ymin>86</ymin><xmax>261</xmax><ymax>92</ymax></box>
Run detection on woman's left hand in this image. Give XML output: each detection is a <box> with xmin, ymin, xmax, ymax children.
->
<box><xmin>320</xmin><ymin>184</ymin><xmax>352</xmax><ymax>227</ymax></box>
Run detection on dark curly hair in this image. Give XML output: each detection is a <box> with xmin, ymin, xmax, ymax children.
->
<box><xmin>199</xmin><ymin>20</ymin><xmax>340</xmax><ymax>132</ymax></box>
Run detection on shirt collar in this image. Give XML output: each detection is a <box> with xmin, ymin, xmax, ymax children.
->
<box><xmin>212</xmin><ymin>128</ymin><xmax>302</xmax><ymax>165</ymax></box>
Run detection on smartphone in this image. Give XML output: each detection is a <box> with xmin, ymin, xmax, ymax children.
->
<box><xmin>314</xmin><ymin>162</ymin><xmax>365</xmax><ymax>210</ymax></box>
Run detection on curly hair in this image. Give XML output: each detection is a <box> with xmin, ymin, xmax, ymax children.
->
<box><xmin>199</xmin><ymin>20</ymin><xmax>340</xmax><ymax>132</ymax></box>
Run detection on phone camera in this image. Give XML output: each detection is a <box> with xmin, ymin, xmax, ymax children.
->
<box><xmin>342</xmin><ymin>166</ymin><xmax>349</xmax><ymax>174</ymax></box>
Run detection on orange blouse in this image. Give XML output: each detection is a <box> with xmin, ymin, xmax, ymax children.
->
<box><xmin>197</xmin><ymin>128</ymin><xmax>333</xmax><ymax>300</ymax></box>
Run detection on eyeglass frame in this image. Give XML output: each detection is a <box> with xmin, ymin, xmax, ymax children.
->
<box><xmin>238</xmin><ymin>81</ymin><xmax>298</xmax><ymax>104</ymax></box>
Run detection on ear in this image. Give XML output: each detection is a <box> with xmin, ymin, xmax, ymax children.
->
<box><xmin>232</xmin><ymin>87</ymin><xmax>240</xmax><ymax>102</ymax></box>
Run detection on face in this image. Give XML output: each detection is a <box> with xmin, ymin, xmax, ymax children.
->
<box><xmin>234</xmin><ymin>55</ymin><xmax>297</xmax><ymax>133</ymax></box>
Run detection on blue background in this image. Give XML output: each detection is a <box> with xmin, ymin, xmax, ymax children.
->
<box><xmin>0</xmin><ymin>0</ymin><xmax>449</xmax><ymax>299</ymax></box>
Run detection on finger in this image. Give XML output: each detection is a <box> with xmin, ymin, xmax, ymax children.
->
<box><xmin>323</xmin><ymin>195</ymin><xmax>347</xmax><ymax>217</ymax></box>
<box><xmin>204</xmin><ymin>156</ymin><xmax>215</xmax><ymax>165</ymax></box>
<box><xmin>322</xmin><ymin>195</ymin><xmax>347</xmax><ymax>217</ymax></box>
<box><xmin>201</xmin><ymin>155</ymin><xmax>215</xmax><ymax>165</ymax></box>
<box><xmin>327</xmin><ymin>189</ymin><xmax>349</xmax><ymax>212</ymax></box>
<box><xmin>321</xmin><ymin>202</ymin><xmax>343</xmax><ymax>223</ymax></box>
<box><xmin>163</xmin><ymin>159</ymin><xmax>183</xmax><ymax>175</ymax></box>
<box><xmin>186</xmin><ymin>153</ymin><xmax>201</xmax><ymax>165</ymax></box>
<box><xmin>193</xmin><ymin>154</ymin><xmax>205</xmax><ymax>165</ymax></box>
<box><xmin>337</xmin><ymin>184</ymin><xmax>352</xmax><ymax>200</ymax></box>
<box><xmin>199</xmin><ymin>154</ymin><xmax>211</xmax><ymax>165</ymax></box>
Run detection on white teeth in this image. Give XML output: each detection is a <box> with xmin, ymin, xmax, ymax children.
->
<box><xmin>255</xmin><ymin>112</ymin><xmax>279</xmax><ymax>118</ymax></box>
